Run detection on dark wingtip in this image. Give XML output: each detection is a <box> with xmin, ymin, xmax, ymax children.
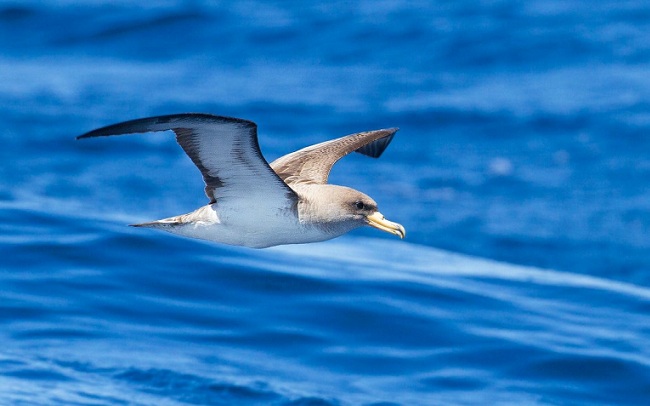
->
<box><xmin>76</xmin><ymin>129</ymin><xmax>96</xmax><ymax>140</ymax></box>
<box><xmin>76</xmin><ymin>124</ymin><xmax>125</xmax><ymax>140</ymax></box>
<box><xmin>354</xmin><ymin>128</ymin><xmax>399</xmax><ymax>158</ymax></box>
<box><xmin>75</xmin><ymin>113</ymin><xmax>257</xmax><ymax>141</ymax></box>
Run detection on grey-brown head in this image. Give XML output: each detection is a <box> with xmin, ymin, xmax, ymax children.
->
<box><xmin>296</xmin><ymin>184</ymin><xmax>405</xmax><ymax>239</ymax></box>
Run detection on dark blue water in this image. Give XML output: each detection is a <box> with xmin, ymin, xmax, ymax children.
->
<box><xmin>2</xmin><ymin>1</ymin><xmax>650</xmax><ymax>405</ymax></box>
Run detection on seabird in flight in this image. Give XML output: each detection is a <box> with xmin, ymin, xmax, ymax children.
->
<box><xmin>77</xmin><ymin>113</ymin><xmax>405</xmax><ymax>248</ymax></box>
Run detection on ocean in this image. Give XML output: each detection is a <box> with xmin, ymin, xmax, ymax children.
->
<box><xmin>1</xmin><ymin>1</ymin><xmax>649</xmax><ymax>405</ymax></box>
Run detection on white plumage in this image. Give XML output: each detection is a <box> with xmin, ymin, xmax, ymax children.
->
<box><xmin>78</xmin><ymin>113</ymin><xmax>405</xmax><ymax>248</ymax></box>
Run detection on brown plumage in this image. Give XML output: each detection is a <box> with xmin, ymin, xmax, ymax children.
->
<box><xmin>78</xmin><ymin>113</ymin><xmax>405</xmax><ymax>248</ymax></box>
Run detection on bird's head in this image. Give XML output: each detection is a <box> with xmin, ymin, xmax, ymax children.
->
<box><xmin>300</xmin><ymin>185</ymin><xmax>405</xmax><ymax>239</ymax></box>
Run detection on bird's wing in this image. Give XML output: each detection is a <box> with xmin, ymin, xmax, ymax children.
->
<box><xmin>270</xmin><ymin>128</ymin><xmax>398</xmax><ymax>185</ymax></box>
<box><xmin>78</xmin><ymin>113</ymin><xmax>298</xmax><ymax>206</ymax></box>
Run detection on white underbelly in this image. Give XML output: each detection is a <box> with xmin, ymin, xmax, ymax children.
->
<box><xmin>164</xmin><ymin>207</ymin><xmax>340</xmax><ymax>248</ymax></box>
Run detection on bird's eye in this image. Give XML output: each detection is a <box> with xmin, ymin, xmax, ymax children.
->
<box><xmin>355</xmin><ymin>201</ymin><xmax>365</xmax><ymax>210</ymax></box>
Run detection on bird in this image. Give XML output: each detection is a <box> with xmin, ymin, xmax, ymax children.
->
<box><xmin>77</xmin><ymin>113</ymin><xmax>405</xmax><ymax>248</ymax></box>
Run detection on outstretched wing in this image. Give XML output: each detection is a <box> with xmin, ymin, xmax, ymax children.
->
<box><xmin>270</xmin><ymin>128</ymin><xmax>398</xmax><ymax>185</ymax></box>
<box><xmin>78</xmin><ymin>113</ymin><xmax>298</xmax><ymax>205</ymax></box>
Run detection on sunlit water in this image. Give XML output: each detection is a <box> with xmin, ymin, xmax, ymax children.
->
<box><xmin>1</xmin><ymin>1</ymin><xmax>650</xmax><ymax>405</ymax></box>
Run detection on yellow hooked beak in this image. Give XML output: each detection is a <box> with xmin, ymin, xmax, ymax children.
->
<box><xmin>366</xmin><ymin>211</ymin><xmax>406</xmax><ymax>239</ymax></box>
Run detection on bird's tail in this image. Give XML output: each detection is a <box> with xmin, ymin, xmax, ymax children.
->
<box><xmin>130</xmin><ymin>216</ymin><xmax>183</xmax><ymax>228</ymax></box>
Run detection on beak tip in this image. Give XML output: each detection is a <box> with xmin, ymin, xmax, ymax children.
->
<box><xmin>366</xmin><ymin>212</ymin><xmax>406</xmax><ymax>241</ymax></box>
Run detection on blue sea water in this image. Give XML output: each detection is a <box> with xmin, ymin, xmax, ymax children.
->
<box><xmin>1</xmin><ymin>1</ymin><xmax>650</xmax><ymax>404</ymax></box>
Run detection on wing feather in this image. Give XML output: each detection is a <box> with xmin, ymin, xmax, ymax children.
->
<box><xmin>270</xmin><ymin>128</ymin><xmax>398</xmax><ymax>185</ymax></box>
<box><xmin>78</xmin><ymin>113</ymin><xmax>298</xmax><ymax>206</ymax></box>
